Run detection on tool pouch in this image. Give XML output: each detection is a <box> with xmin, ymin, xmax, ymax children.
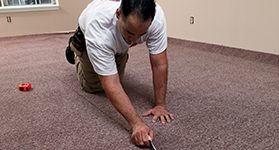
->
<box><xmin>69</xmin><ymin>26</ymin><xmax>86</xmax><ymax>57</ymax></box>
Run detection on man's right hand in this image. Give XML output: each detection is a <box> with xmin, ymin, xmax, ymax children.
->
<box><xmin>99</xmin><ymin>74</ymin><xmax>153</xmax><ymax>147</ymax></box>
<box><xmin>131</xmin><ymin>121</ymin><xmax>154</xmax><ymax>147</ymax></box>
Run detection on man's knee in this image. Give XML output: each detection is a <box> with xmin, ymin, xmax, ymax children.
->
<box><xmin>81</xmin><ymin>80</ymin><xmax>104</xmax><ymax>94</ymax></box>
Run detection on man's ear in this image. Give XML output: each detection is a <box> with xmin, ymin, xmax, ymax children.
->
<box><xmin>116</xmin><ymin>8</ymin><xmax>121</xmax><ymax>19</ymax></box>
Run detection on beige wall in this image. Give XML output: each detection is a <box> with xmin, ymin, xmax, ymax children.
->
<box><xmin>1</xmin><ymin>0</ymin><xmax>278</xmax><ymax>55</ymax></box>
<box><xmin>157</xmin><ymin>0</ymin><xmax>279</xmax><ymax>55</ymax></box>
<box><xmin>0</xmin><ymin>0</ymin><xmax>91</xmax><ymax>37</ymax></box>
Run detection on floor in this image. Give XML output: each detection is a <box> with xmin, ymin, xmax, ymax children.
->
<box><xmin>0</xmin><ymin>34</ymin><xmax>279</xmax><ymax>150</ymax></box>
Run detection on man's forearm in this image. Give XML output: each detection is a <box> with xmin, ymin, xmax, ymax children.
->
<box><xmin>99</xmin><ymin>74</ymin><xmax>143</xmax><ymax>127</ymax></box>
<box><xmin>150</xmin><ymin>50</ymin><xmax>168</xmax><ymax>107</ymax></box>
<box><xmin>99</xmin><ymin>74</ymin><xmax>155</xmax><ymax>147</ymax></box>
<box><xmin>152</xmin><ymin>64</ymin><xmax>168</xmax><ymax>106</ymax></box>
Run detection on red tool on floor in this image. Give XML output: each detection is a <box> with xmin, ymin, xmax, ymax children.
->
<box><xmin>18</xmin><ymin>83</ymin><xmax>32</xmax><ymax>91</ymax></box>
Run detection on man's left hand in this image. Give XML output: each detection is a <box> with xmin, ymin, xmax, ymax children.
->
<box><xmin>143</xmin><ymin>105</ymin><xmax>174</xmax><ymax>124</ymax></box>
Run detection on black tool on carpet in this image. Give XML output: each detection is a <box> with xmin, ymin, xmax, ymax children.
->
<box><xmin>149</xmin><ymin>140</ymin><xmax>157</xmax><ymax>150</ymax></box>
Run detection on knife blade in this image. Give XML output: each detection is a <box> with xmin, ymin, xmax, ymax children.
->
<box><xmin>149</xmin><ymin>140</ymin><xmax>157</xmax><ymax>150</ymax></box>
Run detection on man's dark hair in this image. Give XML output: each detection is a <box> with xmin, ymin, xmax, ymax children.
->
<box><xmin>120</xmin><ymin>0</ymin><xmax>156</xmax><ymax>22</ymax></box>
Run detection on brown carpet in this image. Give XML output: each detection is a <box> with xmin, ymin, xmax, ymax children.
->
<box><xmin>0</xmin><ymin>34</ymin><xmax>279</xmax><ymax>150</ymax></box>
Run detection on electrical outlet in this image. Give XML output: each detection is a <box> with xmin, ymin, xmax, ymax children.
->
<box><xmin>190</xmin><ymin>16</ymin><xmax>194</xmax><ymax>24</ymax></box>
<box><xmin>6</xmin><ymin>16</ymin><xmax>12</xmax><ymax>23</ymax></box>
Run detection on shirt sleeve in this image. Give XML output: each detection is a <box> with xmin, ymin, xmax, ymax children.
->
<box><xmin>84</xmin><ymin>22</ymin><xmax>118</xmax><ymax>76</ymax></box>
<box><xmin>146</xmin><ymin>8</ymin><xmax>168</xmax><ymax>55</ymax></box>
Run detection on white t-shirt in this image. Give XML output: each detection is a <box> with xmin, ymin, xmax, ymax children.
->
<box><xmin>78</xmin><ymin>0</ymin><xmax>168</xmax><ymax>76</ymax></box>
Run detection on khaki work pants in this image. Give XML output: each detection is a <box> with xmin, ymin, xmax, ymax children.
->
<box><xmin>70</xmin><ymin>43</ymin><xmax>128</xmax><ymax>93</ymax></box>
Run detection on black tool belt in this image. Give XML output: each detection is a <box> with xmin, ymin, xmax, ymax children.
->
<box><xmin>71</xmin><ymin>26</ymin><xmax>86</xmax><ymax>52</ymax></box>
